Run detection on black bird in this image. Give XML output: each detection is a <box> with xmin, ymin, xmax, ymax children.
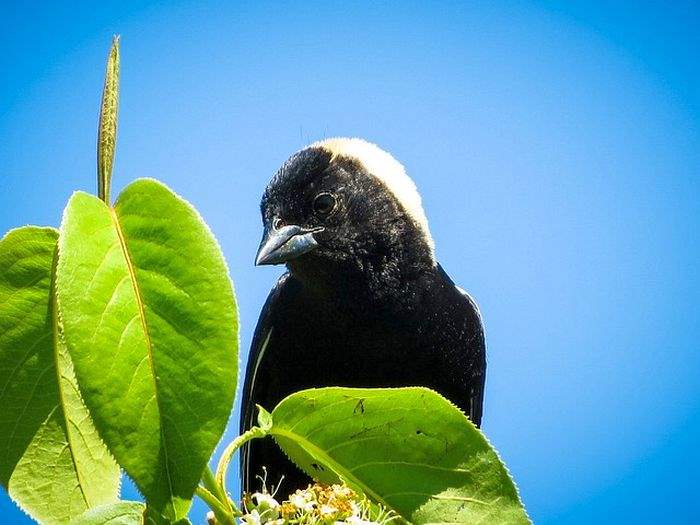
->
<box><xmin>240</xmin><ymin>138</ymin><xmax>486</xmax><ymax>495</ymax></box>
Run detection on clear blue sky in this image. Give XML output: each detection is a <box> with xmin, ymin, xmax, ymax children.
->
<box><xmin>1</xmin><ymin>1</ymin><xmax>699</xmax><ymax>523</ymax></box>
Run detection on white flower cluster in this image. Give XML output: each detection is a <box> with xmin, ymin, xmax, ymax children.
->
<box><xmin>238</xmin><ymin>482</ymin><xmax>396</xmax><ymax>525</ymax></box>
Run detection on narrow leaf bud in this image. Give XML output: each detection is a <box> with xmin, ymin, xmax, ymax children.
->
<box><xmin>97</xmin><ymin>35</ymin><xmax>120</xmax><ymax>205</ymax></box>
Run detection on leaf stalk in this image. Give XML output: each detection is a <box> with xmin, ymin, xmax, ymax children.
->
<box><xmin>215</xmin><ymin>424</ymin><xmax>270</xmax><ymax>512</ymax></box>
<box><xmin>195</xmin><ymin>486</ymin><xmax>235</xmax><ymax>525</ymax></box>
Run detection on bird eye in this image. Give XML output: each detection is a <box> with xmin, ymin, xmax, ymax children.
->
<box><xmin>312</xmin><ymin>192</ymin><xmax>337</xmax><ymax>216</ymax></box>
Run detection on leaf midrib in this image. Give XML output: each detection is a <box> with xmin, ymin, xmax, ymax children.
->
<box><xmin>109</xmin><ymin>207</ymin><xmax>176</xmax><ymax>509</ymax></box>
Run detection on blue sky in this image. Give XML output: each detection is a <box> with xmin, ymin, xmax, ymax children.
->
<box><xmin>1</xmin><ymin>1</ymin><xmax>699</xmax><ymax>523</ymax></box>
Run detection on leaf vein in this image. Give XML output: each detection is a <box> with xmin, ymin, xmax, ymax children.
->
<box><xmin>109</xmin><ymin>208</ymin><xmax>176</xmax><ymax>509</ymax></box>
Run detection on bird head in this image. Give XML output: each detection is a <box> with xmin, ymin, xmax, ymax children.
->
<box><xmin>256</xmin><ymin>138</ymin><xmax>436</xmax><ymax>283</ymax></box>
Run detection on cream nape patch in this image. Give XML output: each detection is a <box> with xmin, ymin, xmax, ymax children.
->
<box><xmin>310</xmin><ymin>137</ymin><xmax>436</xmax><ymax>262</ymax></box>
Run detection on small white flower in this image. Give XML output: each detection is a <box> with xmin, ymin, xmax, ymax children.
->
<box><xmin>252</xmin><ymin>491</ymin><xmax>280</xmax><ymax>513</ymax></box>
<box><xmin>289</xmin><ymin>491</ymin><xmax>315</xmax><ymax>512</ymax></box>
<box><xmin>319</xmin><ymin>503</ymin><xmax>337</xmax><ymax>517</ymax></box>
<box><xmin>239</xmin><ymin>509</ymin><xmax>262</xmax><ymax>525</ymax></box>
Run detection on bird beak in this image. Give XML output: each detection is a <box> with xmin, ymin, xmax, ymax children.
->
<box><xmin>255</xmin><ymin>222</ymin><xmax>323</xmax><ymax>266</ymax></box>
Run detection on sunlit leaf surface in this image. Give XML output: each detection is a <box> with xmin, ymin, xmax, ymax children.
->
<box><xmin>0</xmin><ymin>227</ymin><xmax>120</xmax><ymax>524</ymax></box>
<box><xmin>57</xmin><ymin>179</ymin><xmax>239</xmax><ymax>520</ymax></box>
<box><xmin>271</xmin><ymin>387</ymin><xmax>530</xmax><ymax>524</ymax></box>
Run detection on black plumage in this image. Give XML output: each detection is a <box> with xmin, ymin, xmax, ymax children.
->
<box><xmin>240</xmin><ymin>139</ymin><xmax>486</xmax><ymax>496</ymax></box>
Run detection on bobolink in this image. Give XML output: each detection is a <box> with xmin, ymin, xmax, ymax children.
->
<box><xmin>241</xmin><ymin>138</ymin><xmax>486</xmax><ymax>495</ymax></box>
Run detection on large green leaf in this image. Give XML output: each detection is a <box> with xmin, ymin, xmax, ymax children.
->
<box><xmin>0</xmin><ymin>227</ymin><xmax>120</xmax><ymax>524</ymax></box>
<box><xmin>269</xmin><ymin>387</ymin><xmax>529</xmax><ymax>525</ymax></box>
<box><xmin>56</xmin><ymin>179</ymin><xmax>238</xmax><ymax>520</ymax></box>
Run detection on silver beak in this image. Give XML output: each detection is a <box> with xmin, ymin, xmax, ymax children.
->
<box><xmin>255</xmin><ymin>222</ymin><xmax>323</xmax><ymax>266</ymax></box>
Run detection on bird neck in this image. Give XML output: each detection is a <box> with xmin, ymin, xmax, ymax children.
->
<box><xmin>288</xmin><ymin>248</ymin><xmax>437</xmax><ymax>314</ymax></box>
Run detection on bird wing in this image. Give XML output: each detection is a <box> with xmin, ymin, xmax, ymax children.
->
<box><xmin>456</xmin><ymin>284</ymin><xmax>487</xmax><ymax>427</ymax></box>
<box><xmin>239</xmin><ymin>272</ymin><xmax>293</xmax><ymax>490</ymax></box>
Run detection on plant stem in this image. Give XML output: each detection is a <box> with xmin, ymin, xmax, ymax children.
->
<box><xmin>195</xmin><ymin>486</ymin><xmax>235</xmax><ymax>525</ymax></box>
<box><xmin>202</xmin><ymin>466</ymin><xmax>234</xmax><ymax>515</ymax></box>
<box><xmin>215</xmin><ymin>425</ymin><xmax>269</xmax><ymax>505</ymax></box>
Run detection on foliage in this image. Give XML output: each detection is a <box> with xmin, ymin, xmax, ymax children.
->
<box><xmin>0</xmin><ymin>38</ymin><xmax>528</xmax><ymax>525</ymax></box>
<box><xmin>213</xmin><ymin>390</ymin><xmax>529</xmax><ymax>524</ymax></box>
<box><xmin>0</xmin><ymin>227</ymin><xmax>120</xmax><ymax>524</ymax></box>
<box><xmin>56</xmin><ymin>180</ymin><xmax>238</xmax><ymax>521</ymax></box>
<box><xmin>267</xmin><ymin>388</ymin><xmax>529</xmax><ymax>524</ymax></box>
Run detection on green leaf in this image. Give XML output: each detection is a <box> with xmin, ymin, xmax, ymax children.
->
<box><xmin>0</xmin><ymin>227</ymin><xmax>120</xmax><ymax>524</ymax></box>
<box><xmin>70</xmin><ymin>501</ymin><xmax>144</xmax><ymax>525</ymax></box>
<box><xmin>270</xmin><ymin>387</ymin><xmax>529</xmax><ymax>525</ymax></box>
<box><xmin>256</xmin><ymin>405</ymin><xmax>273</xmax><ymax>431</ymax></box>
<box><xmin>56</xmin><ymin>179</ymin><xmax>239</xmax><ymax>520</ymax></box>
<box><xmin>97</xmin><ymin>35</ymin><xmax>120</xmax><ymax>205</ymax></box>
